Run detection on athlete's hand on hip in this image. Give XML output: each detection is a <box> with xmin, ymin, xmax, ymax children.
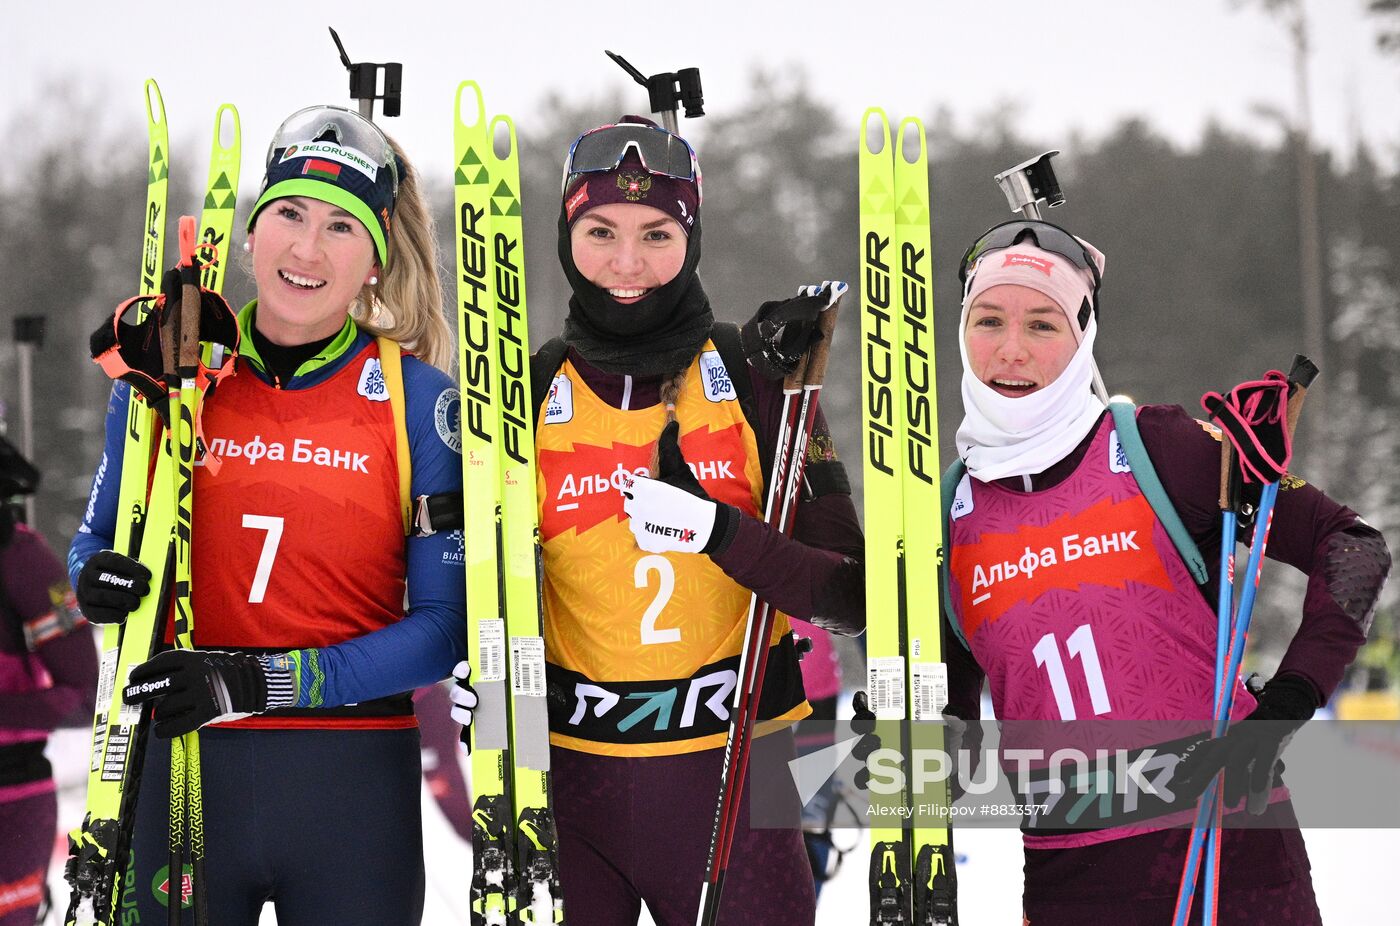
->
<box><xmin>75</xmin><ymin>550</ymin><xmax>151</xmax><ymax>624</ymax></box>
<box><xmin>1173</xmin><ymin>673</ymin><xmax>1317</xmax><ymax>814</ymax></box>
<box><xmin>621</xmin><ymin>420</ymin><xmax>738</xmax><ymax>556</ymax></box>
<box><xmin>124</xmin><ymin>649</ymin><xmax>297</xmax><ymax>738</ymax></box>
<box><xmin>449</xmin><ymin>660</ymin><xmax>478</xmax><ymax>735</ymax></box>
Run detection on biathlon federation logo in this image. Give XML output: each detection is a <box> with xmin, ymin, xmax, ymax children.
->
<box><xmin>617</xmin><ymin>171</ymin><xmax>652</xmax><ymax>201</ymax></box>
<box><xmin>545</xmin><ymin>373</ymin><xmax>574</xmax><ymax>424</ymax></box>
<box><xmin>434</xmin><ymin>388</ymin><xmax>462</xmax><ymax>453</ymax></box>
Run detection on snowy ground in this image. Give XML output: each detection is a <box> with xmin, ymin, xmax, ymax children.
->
<box><xmin>44</xmin><ymin>727</ymin><xmax>1398</xmax><ymax>924</ymax></box>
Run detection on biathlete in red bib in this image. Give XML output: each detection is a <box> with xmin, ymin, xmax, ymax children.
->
<box><xmin>937</xmin><ymin>220</ymin><xmax>1390</xmax><ymax>924</ymax></box>
<box><xmin>70</xmin><ymin>105</ymin><xmax>465</xmax><ymax>925</ymax></box>
<box><xmin>449</xmin><ymin>116</ymin><xmax>867</xmax><ymax>925</ymax></box>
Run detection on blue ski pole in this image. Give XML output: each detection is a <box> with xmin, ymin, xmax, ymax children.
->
<box><xmin>1172</xmin><ymin>356</ymin><xmax>1318</xmax><ymax>925</ymax></box>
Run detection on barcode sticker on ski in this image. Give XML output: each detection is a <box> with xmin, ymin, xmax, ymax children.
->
<box><xmin>90</xmin><ymin>650</ymin><xmax>120</xmax><ymax>772</ymax></box>
<box><xmin>95</xmin><ymin>649</ymin><xmax>118</xmax><ymax>719</ymax></box>
<box><xmin>511</xmin><ymin>635</ymin><xmax>546</xmax><ymax>698</ymax></box>
<box><xmin>867</xmin><ymin>657</ymin><xmax>906</xmax><ymax>720</ymax></box>
<box><xmin>100</xmin><ymin>723</ymin><xmax>134</xmax><ymax>781</ymax></box>
<box><xmin>115</xmin><ymin>666</ymin><xmax>143</xmax><ymax>728</ymax></box>
<box><xmin>912</xmin><ymin>661</ymin><xmax>949</xmax><ymax>722</ymax></box>
<box><xmin>477</xmin><ymin>619</ymin><xmax>506</xmax><ymax>682</ymax></box>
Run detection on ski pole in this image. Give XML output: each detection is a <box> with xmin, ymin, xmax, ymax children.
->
<box><xmin>1172</xmin><ymin>356</ymin><xmax>1318</xmax><ymax>926</ymax></box>
<box><xmin>166</xmin><ymin>216</ymin><xmax>208</xmax><ymax>926</ymax></box>
<box><xmin>696</xmin><ymin>327</ymin><xmax>813</xmax><ymax>926</ymax></box>
<box><xmin>1200</xmin><ymin>430</ymin><xmax>1240</xmax><ymax>917</ymax></box>
<box><xmin>696</xmin><ymin>291</ymin><xmax>843</xmax><ymax>926</ymax></box>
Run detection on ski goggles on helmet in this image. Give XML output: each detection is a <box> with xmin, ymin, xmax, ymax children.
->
<box><xmin>562</xmin><ymin>122</ymin><xmax>702</xmax><ymax>204</ymax></box>
<box><xmin>249</xmin><ymin>106</ymin><xmax>402</xmax><ymax>264</ymax></box>
<box><xmin>959</xmin><ymin>220</ymin><xmax>1102</xmax><ymax>317</ymax></box>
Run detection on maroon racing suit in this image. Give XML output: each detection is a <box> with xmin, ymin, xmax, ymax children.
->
<box><xmin>0</xmin><ymin>521</ymin><xmax>96</xmax><ymax>926</ymax></box>
<box><xmin>942</xmin><ymin>405</ymin><xmax>1389</xmax><ymax>926</ymax></box>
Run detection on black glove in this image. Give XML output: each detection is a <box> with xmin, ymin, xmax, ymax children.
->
<box><xmin>653</xmin><ymin>419</ymin><xmax>739</xmax><ymax>555</ymax></box>
<box><xmin>850</xmin><ymin>691</ymin><xmax>970</xmax><ymax>802</ymax></box>
<box><xmin>741</xmin><ymin>289</ymin><xmax>831</xmax><ymax>381</ymax></box>
<box><xmin>1174</xmin><ymin>673</ymin><xmax>1317</xmax><ymax>814</ymax></box>
<box><xmin>76</xmin><ymin>550</ymin><xmax>152</xmax><ymax>624</ymax></box>
<box><xmin>850</xmin><ymin>690</ymin><xmax>880</xmax><ymax>790</ymax></box>
<box><xmin>125</xmin><ymin>649</ymin><xmax>295</xmax><ymax>738</ymax></box>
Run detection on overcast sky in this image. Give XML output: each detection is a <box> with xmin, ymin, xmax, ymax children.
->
<box><xmin>6</xmin><ymin>0</ymin><xmax>1398</xmax><ymax>180</ymax></box>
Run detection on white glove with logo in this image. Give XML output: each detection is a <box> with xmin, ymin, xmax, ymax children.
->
<box><xmin>449</xmin><ymin>660</ymin><xmax>478</xmax><ymax>729</ymax></box>
<box><xmin>621</xmin><ymin>420</ymin><xmax>739</xmax><ymax>556</ymax></box>
<box><xmin>623</xmin><ymin>475</ymin><xmax>718</xmax><ymax>554</ymax></box>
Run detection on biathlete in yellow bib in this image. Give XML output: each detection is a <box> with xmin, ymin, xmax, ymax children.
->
<box><xmin>449</xmin><ymin>115</ymin><xmax>866</xmax><ymax>925</ymax></box>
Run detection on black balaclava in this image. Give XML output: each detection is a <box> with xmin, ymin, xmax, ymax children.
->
<box><xmin>558</xmin><ymin>208</ymin><xmax>712</xmax><ymax>375</ymax></box>
<box><xmin>557</xmin><ymin>118</ymin><xmax>711</xmax><ymax>375</ymax></box>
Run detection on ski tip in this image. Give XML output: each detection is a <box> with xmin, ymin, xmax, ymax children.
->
<box><xmin>144</xmin><ymin>79</ymin><xmax>166</xmax><ymax>124</ymax></box>
<box><xmin>455</xmin><ymin>81</ymin><xmax>487</xmax><ymax>132</ymax></box>
<box><xmin>213</xmin><ymin>104</ymin><xmax>241</xmax><ymax>157</ymax></box>
<box><xmin>860</xmin><ymin>108</ymin><xmax>891</xmax><ymax>156</ymax></box>
<box><xmin>489</xmin><ymin>113</ymin><xmax>517</xmax><ymax>161</ymax></box>
<box><xmin>896</xmin><ymin>117</ymin><xmax>926</xmax><ymax>165</ymax></box>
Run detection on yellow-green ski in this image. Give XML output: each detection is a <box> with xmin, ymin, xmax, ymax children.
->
<box><xmin>456</xmin><ymin>79</ymin><xmax>515</xmax><ymax>926</ymax></box>
<box><xmin>66</xmin><ymin>79</ymin><xmax>170</xmax><ymax>926</ymax></box>
<box><xmin>489</xmin><ymin>112</ymin><xmax>563</xmax><ymax>926</ymax></box>
<box><xmin>861</xmin><ymin>109</ymin><xmax>958</xmax><ymax>925</ymax></box>
<box><xmin>894</xmin><ymin>117</ymin><xmax>956</xmax><ymax>925</ymax></box>
<box><xmin>196</xmin><ymin>104</ymin><xmax>241</xmax><ymax>293</ymax></box>
<box><xmin>66</xmin><ymin>95</ymin><xmax>241</xmax><ymax>926</ymax></box>
<box><xmin>455</xmin><ymin>83</ymin><xmax>563</xmax><ymax>926</ymax></box>
<box><xmin>861</xmin><ymin>107</ymin><xmax>913</xmax><ymax>924</ymax></box>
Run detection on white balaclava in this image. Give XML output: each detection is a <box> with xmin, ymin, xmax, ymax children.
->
<box><xmin>955</xmin><ymin>231</ymin><xmax>1109</xmax><ymax>481</ymax></box>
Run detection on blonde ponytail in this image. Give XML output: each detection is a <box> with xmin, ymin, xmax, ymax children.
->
<box><xmin>352</xmin><ymin>137</ymin><xmax>453</xmax><ymax>372</ymax></box>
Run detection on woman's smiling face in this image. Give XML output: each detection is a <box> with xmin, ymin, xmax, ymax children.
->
<box><xmin>248</xmin><ymin>196</ymin><xmax>378</xmax><ymax>345</ymax></box>
<box><xmin>964</xmin><ymin>284</ymin><xmax>1078</xmax><ymax>397</ymax></box>
<box><xmin>569</xmin><ymin>202</ymin><xmax>687</xmax><ymax>304</ymax></box>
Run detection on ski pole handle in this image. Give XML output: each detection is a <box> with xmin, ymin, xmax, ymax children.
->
<box><xmin>1284</xmin><ymin>354</ymin><xmax>1319</xmax><ymax>443</ymax></box>
<box><xmin>1217</xmin><ymin>440</ymin><xmax>1234</xmax><ymax>512</ymax></box>
<box><xmin>785</xmin><ymin>284</ymin><xmax>847</xmax><ymax>392</ymax></box>
<box><xmin>800</xmin><ymin>298</ymin><xmax>842</xmax><ymax>389</ymax></box>
<box><xmin>177</xmin><ymin>216</ymin><xmax>202</xmax><ymax>372</ymax></box>
<box><xmin>781</xmin><ymin>345</ymin><xmax>812</xmax><ymax>392</ymax></box>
